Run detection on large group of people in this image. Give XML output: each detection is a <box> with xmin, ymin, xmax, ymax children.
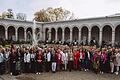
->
<box><xmin>0</xmin><ymin>44</ymin><xmax>120</xmax><ymax>76</ymax></box>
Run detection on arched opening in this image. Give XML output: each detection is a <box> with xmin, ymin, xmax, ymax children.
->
<box><xmin>35</xmin><ymin>28</ymin><xmax>40</xmax><ymax>35</ymax></box>
<box><xmin>51</xmin><ymin>28</ymin><xmax>55</xmax><ymax>41</ymax></box>
<box><xmin>81</xmin><ymin>26</ymin><xmax>88</xmax><ymax>40</ymax></box>
<box><xmin>57</xmin><ymin>28</ymin><xmax>62</xmax><ymax>41</ymax></box>
<box><xmin>115</xmin><ymin>25</ymin><xmax>120</xmax><ymax>45</ymax></box>
<box><xmin>18</xmin><ymin>27</ymin><xmax>24</xmax><ymax>41</ymax></box>
<box><xmin>102</xmin><ymin>25</ymin><xmax>112</xmax><ymax>45</ymax></box>
<box><xmin>64</xmin><ymin>27</ymin><xmax>70</xmax><ymax>41</ymax></box>
<box><xmin>26</xmin><ymin>27</ymin><xmax>32</xmax><ymax>42</ymax></box>
<box><xmin>45</xmin><ymin>28</ymin><xmax>49</xmax><ymax>41</ymax></box>
<box><xmin>91</xmin><ymin>26</ymin><xmax>99</xmax><ymax>42</ymax></box>
<box><xmin>72</xmin><ymin>27</ymin><xmax>79</xmax><ymax>41</ymax></box>
<box><xmin>8</xmin><ymin>26</ymin><xmax>15</xmax><ymax>41</ymax></box>
<box><xmin>0</xmin><ymin>25</ymin><xmax>5</xmax><ymax>40</ymax></box>
<box><xmin>35</xmin><ymin>28</ymin><xmax>41</xmax><ymax>41</ymax></box>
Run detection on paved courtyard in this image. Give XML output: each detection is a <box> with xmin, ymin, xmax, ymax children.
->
<box><xmin>0</xmin><ymin>71</ymin><xmax>120</xmax><ymax>80</ymax></box>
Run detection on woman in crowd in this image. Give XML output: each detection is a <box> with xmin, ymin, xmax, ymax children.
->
<box><xmin>51</xmin><ymin>48</ymin><xmax>57</xmax><ymax>73</ymax></box>
<box><xmin>46</xmin><ymin>48</ymin><xmax>52</xmax><ymax>72</ymax></box>
<box><xmin>36</xmin><ymin>48</ymin><xmax>43</xmax><ymax>74</ymax></box>
<box><xmin>68</xmin><ymin>49</ymin><xmax>73</xmax><ymax>72</ymax></box>
<box><xmin>73</xmin><ymin>49</ymin><xmax>79</xmax><ymax>70</ymax></box>
<box><xmin>62</xmin><ymin>49</ymin><xmax>68</xmax><ymax>71</ymax></box>
<box><xmin>92</xmin><ymin>49</ymin><xmax>100</xmax><ymax>74</ymax></box>
<box><xmin>15</xmin><ymin>48</ymin><xmax>22</xmax><ymax>75</ymax></box>
<box><xmin>110</xmin><ymin>49</ymin><xmax>116</xmax><ymax>73</ymax></box>
<box><xmin>4</xmin><ymin>48</ymin><xmax>10</xmax><ymax>74</ymax></box>
<box><xmin>99</xmin><ymin>49</ymin><xmax>107</xmax><ymax>74</ymax></box>
<box><xmin>78</xmin><ymin>48</ymin><xmax>85</xmax><ymax>71</ymax></box>
<box><xmin>30</xmin><ymin>48</ymin><xmax>36</xmax><ymax>73</ymax></box>
<box><xmin>84</xmin><ymin>49</ymin><xmax>91</xmax><ymax>71</ymax></box>
<box><xmin>24</xmin><ymin>47</ymin><xmax>31</xmax><ymax>73</ymax></box>
<box><xmin>10</xmin><ymin>45</ymin><xmax>17</xmax><ymax>75</ymax></box>
<box><xmin>0</xmin><ymin>47</ymin><xmax>5</xmax><ymax>75</ymax></box>
<box><xmin>115</xmin><ymin>49</ymin><xmax>120</xmax><ymax>75</ymax></box>
<box><xmin>56</xmin><ymin>48</ymin><xmax>62</xmax><ymax>71</ymax></box>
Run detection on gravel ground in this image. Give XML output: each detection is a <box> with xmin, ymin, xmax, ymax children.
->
<box><xmin>0</xmin><ymin>71</ymin><xmax>120</xmax><ymax>80</ymax></box>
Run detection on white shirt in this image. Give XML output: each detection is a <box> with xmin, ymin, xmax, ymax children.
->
<box><xmin>24</xmin><ymin>52</ymin><xmax>30</xmax><ymax>63</ymax></box>
<box><xmin>87</xmin><ymin>52</ymin><xmax>90</xmax><ymax>60</ymax></box>
<box><xmin>80</xmin><ymin>52</ymin><xmax>83</xmax><ymax>59</ymax></box>
<box><xmin>5</xmin><ymin>51</ymin><xmax>10</xmax><ymax>59</ymax></box>
<box><xmin>47</xmin><ymin>52</ymin><xmax>51</xmax><ymax>62</ymax></box>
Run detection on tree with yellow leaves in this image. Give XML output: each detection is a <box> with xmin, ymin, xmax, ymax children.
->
<box><xmin>34</xmin><ymin>7</ymin><xmax>74</xmax><ymax>22</ymax></box>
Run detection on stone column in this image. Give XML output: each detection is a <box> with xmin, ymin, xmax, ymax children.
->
<box><xmin>41</xmin><ymin>29</ymin><xmax>45</xmax><ymax>41</ymax></box>
<box><xmin>24</xmin><ymin>28</ymin><xmax>26</xmax><ymax>41</ymax></box>
<box><xmin>5</xmin><ymin>28</ymin><xmax>8</xmax><ymax>40</ymax></box>
<box><xmin>70</xmin><ymin>29</ymin><xmax>72</xmax><ymax>43</ymax></box>
<box><xmin>62</xmin><ymin>29</ymin><xmax>65</xmax><ymax>42</ymax></box>
<box><xmin>79</xmin><ymin>29</ymin><xmax>81</xmax><ymax>42</ymax></box>
<box><xmin>88</xmin><ymin>29</ymin><xmax>91</xmax><ymax>44</ymax></box>
<box><xmin>99</xmin><ymin>29</ymin><xmax>102</xmax><ymax>46</ymax></box>
<box><xmin>15</xmin><ymin>28</ymin><xmax>18</xmax><ymax>41</ymax></box>
<box><xmin>112</xmin><ymin>30</ymin><xmax>115</xmax><ymax>46</ymax></box>
<box><xmin>48</xmin><ymin>29</ymin><xmax>51</xmax><ymax>41</ymax></box>
<box><xmin>55</xmin><ymin>29</ymin><xmax>58</xmax><ymax>42</ymax></box>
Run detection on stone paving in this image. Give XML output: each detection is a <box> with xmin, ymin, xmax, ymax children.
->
<box><xmin>0</xmin><ymin>71</ymin><xmax>120</xmax><ymax>80</ymax></box>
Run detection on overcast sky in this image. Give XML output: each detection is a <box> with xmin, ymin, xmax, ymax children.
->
<box><xmin>0</xmin><ymin>0</ymin><xmax>120</xmax><ymax>20</ymax></box>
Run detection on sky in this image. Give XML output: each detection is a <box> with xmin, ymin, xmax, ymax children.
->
<box><xmin>0</xmin><ymin>0</ymin><xmax>120</xmax><ymax>21</ymax></box>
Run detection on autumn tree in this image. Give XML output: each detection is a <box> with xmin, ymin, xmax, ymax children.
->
<box><xmin>34</xmin><ymin>7</ymin><xmax>74</xmax><ymax>22</ymax></box>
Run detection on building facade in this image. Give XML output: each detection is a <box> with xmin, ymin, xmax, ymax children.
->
<box><xmin>0</xmin><ymin>15</ymin><xmax>120</xmax><ymax>46</ymax></box>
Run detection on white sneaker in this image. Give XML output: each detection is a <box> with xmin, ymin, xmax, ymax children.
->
<box><xmin>115</xmin><ymin>72</ymin><xmax>119</xmax><ymax>75</ymax></box>
<box><xmin>101</xmin><ymin>72</ymin><xmax>103</xmax><ymax>74</ymax></box>
<box><xmin>36</xmin><ymin>72</ymin><xmax>38</xmax><ymax>74</ymax></box>
<box><xmin>39</xmin><ymin>73</ymin><xmax>41</xmax><ymax>74</ymax></box>
<box><xmin>10</xmin><ymin>72</ymin><xmax>12</xmax><ymax>75</ymax></box>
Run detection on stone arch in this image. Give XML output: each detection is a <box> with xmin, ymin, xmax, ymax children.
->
<box><xmin>35</xmin><ymin>28</ymin><xmax>41</xmax><ymax>41</ymax></box>
<box><xmin>64</xmin><ymin>27</ymin><xmax>70</xmax><ymax>41</ymax></box>
<box><xmin>57</xmin><ymin>27</ymin><xmax>62</xmax><ymax>41</ymax></box>
<box><xmin>26</xmin><ymin>27</ymin><xmax>33</xmax><ymax>41</ymax></box>
<box><xmin>45</xmin><ymin>28</ymin><xmax>49</xmax><ymax>40</ymax></box>
<box><xmin>91</xmin><ymin>26</ymin><xmax>100</xmax><ymax>42</ymax></box>
<box><xmin>51</xmin><ymin>28</ymin><xmax>56</xmax><ymax>41</ymax></box>
<box><xmin>72</xmin><ymin>27</ymin><xmax>79</xmax><ymax>41</ymax></box>
<box><xmin>102</xmin><ymin>23</ymin><xmax>114</xmax><ymax>30</ymax></box>
<box><xmin>17</xmin><ymin>27</ymin><xmax>24</xmax><ymax>41</ymax></box>
<box><xmin>81</xmin><ymin>26</ymin><xmax>89</xmax><ymax>40</ymax></box>
<box><xmin>0</xmin><ymin>25</ymin><xmax>5</xmax><ymax>40</ymax></box>
<box><xmin>8</xmin><ymin>26</ymin><xmax>15</xmax><ymax>40</ymax></box>
<box><xmin>115</xmin><ymin>25</ymin><xmax>120</xmax><ymax>44</ymax></box>
<box><xmin>102</xmin><ymin>25</ymin><xmax>112</xmax><ymax>44</ymax></box>
<box><xmin>35</xmin><ymin>28</ymin><xmax>40</xmax><ymax>35</ymax></box>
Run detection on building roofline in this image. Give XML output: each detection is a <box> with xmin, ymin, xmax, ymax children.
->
<box><xmin>0</xmin><ymin>15</ymin><xmax>120</xmax><ymax>24</ymax></box>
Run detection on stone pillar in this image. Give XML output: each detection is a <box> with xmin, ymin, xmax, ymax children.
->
<box><xmin>48</xmin><ymin>29</ymin><xmax>51</xmax><ymax>41</ymax></box>
<box><xmin>62</xmin><ymin>29</ymin><xmax>65</xmax><ymax>42</ymax></box>
<box><xmin>55</xmin><ymin>29</ymin><xmax>58</xmax><ymax>42</ymax></box>
<box><xmin>112</xmin><ymin>30</ymin><xmax>115</xmax><ymax>46</ymax></box>
<box><xmin>70</xmin><ymin>29</ymin><xmax>72</xmax><ymax>43</ymax></box>
<box><xmin>15</xmin><ymin>28</ymin><xmax>18</xmax><ymax>41</ymax></box>
<box><xmin>99</xmin><ymin>30</ymin><xmax>102</xmax><ymax>46</ymax></box>
<box><xmin>5</xmin><ymin>28</ymin><xmax>8</xmax><ymax>40</ymax></box>
<box><xmin>79</xmin><ymin>29</ymin><xmax>81</xmax><ymax>42</ymax></box>
<box><xmin>88</xmin><ymin>29</ymin><xmax>91</xmax><ymax>44</ymax></box>
<box><xmin>41</xmin><ymin>31</ymin><xmax>45</xmax><ymax>41</ymax></box>
<box><xmin>24</xmin><ymin>29</ymin><xmax>26</xmax><ymax>41</ymax></box>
